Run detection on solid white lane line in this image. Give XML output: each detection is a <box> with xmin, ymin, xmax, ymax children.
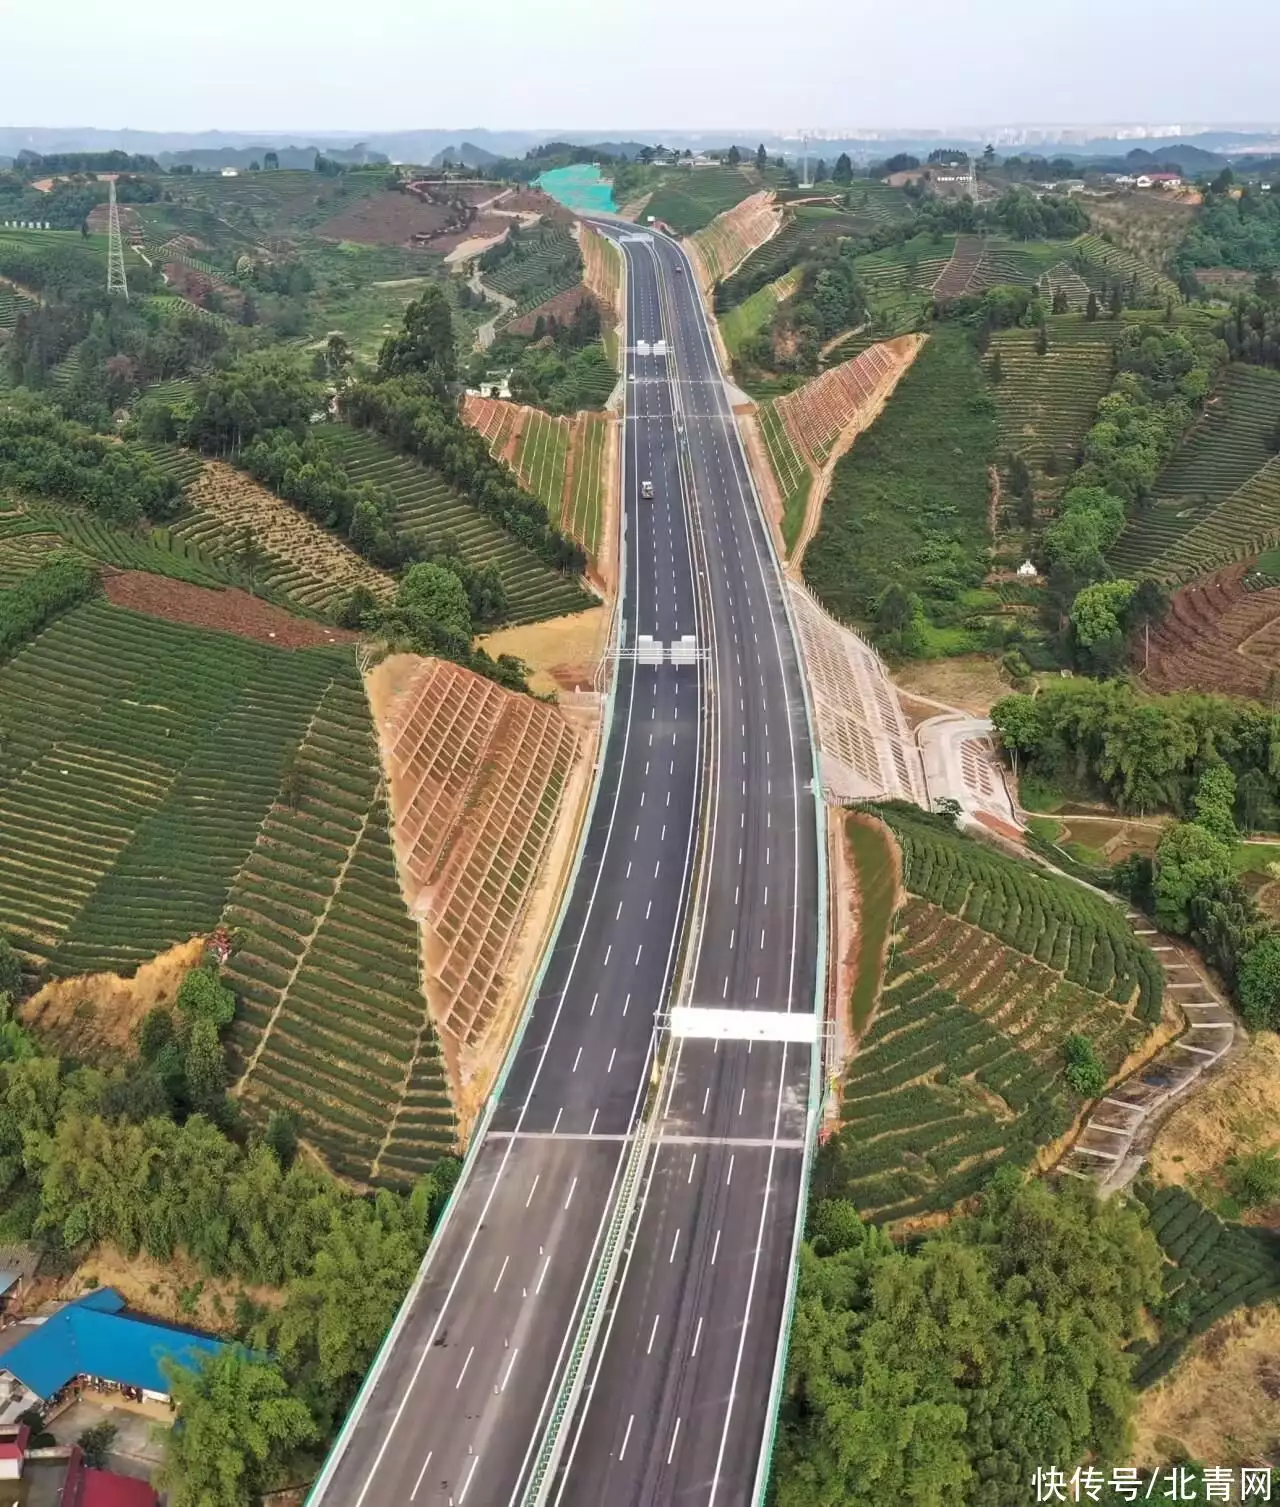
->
<box><xmin>552</xmin><ymin>1106</ymin><xmax>563</xmax><ymax>1134</ymax></box>
<box><xmin>647</xmin><ymin>1312</ymin><xmax>660</xmax><ymax>1354</ymax></box>
<box><xmin>455</xmin><ymin>1345</ymin><xmax>474</xmax><ymax>1390</ymax></box>
<box><xmin>572</xmin><ymin>1047</ymin><xmax>582</xmax><ymax>1073</ymax></box>
<box><xmin>525</xmin><ymin>1175</ymin><xmax>540</xmax><ymax>1208</ymax></box>
<box><xmin>668</xmin><ymin>1417</ymin><xmax>682</xmax><ymax>1465</ymax></box>
<box><xmin>691</xmin><ymin>1316</ymin><xmax>704</xmax><ymax>1359</ymax></box>
<box><xmin>623</xmin><ymin>991</ymin><xmax>631</xmax><ymax>1015</ymax></box>
<box><xmin>589</xmin><ymin>992</ymin><xmax>598</xmax><ymax>1016</ymax></box>
<box><xmin>738</xmin><ymin>1088</ymin><xmax>745</xmax><ymax>1115</ymax></box>
<box><xmin>499</xmin><ymin>1348</ymin><xmax>519</xmax><ymax>1392</ymax></box>
<box><xmin>669</xmin><ymin>1228</ymin><xmax>681</xmax><ymax>1263</ymax></box>
<box><xmin>589</xmin><ymin>1107</ymin><xmax>599</xmax><ymax>1134</ymax></box>
<box><xmin>619</xmin><ymin>1413</ymin><xmax>635</xmax><ymax>1461</ymax></box>
<box><xmin>727</xmin><ymin>1153</ymin><xmax>735</xmax><ymax>1186</ymax></box>
<box><xmin>607</xmin><ymin>1048</ymin><xmax>616</xmax><ymax>1073</ymax></box>
<box><xmin>564</xmin><ymin>1176</ymin><xmax>578</xmax><ymax>1210</ymax></box>
<box><xmin>712</xmin><ymin>1228</ymin><xmax>721</xmax><ymax>1264</ymax></box>
<box><xmin>535</xmin><ymin>1256</ymin><xmax>549</xmax><ymax>1295</ymax></box>
<box><xmin>688</xmin><ymin>1153</ymin><xmax>698</xmax><ymax>1183</ymax></box>
<box><xmin>603</xmin><ymin>944</ymin><xmax>612</xmax><ymax>967</ymax></box>
<box><xmin>702</xmin><ymin>1086</ymin><xmax>710</xmax><ymax>1114</ymax></box>
<box><xmin>493</xmin><ymin>1255</ymin><xmax>509</xmax><ymax>1293</ymax></box>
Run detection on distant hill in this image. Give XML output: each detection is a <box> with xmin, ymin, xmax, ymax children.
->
<box><xmin>430</xmin><ymin>142</ymin><xmax>503</xmax><ymax>169</ymax></box>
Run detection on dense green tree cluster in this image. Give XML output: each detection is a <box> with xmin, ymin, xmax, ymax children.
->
<box><xmin>1176</xmin><ymin>180</ymin><xmax>1280</xmax><ymax>274</ymax></box>
<box><xmin>1073</xmin><ymin>324</ymin><xmax>1224</xmax><ymax>506</ymax></box>
<box><xmin>1212</xmin><ymin>275</ymin><xmax>1280</xmax><ymax>370</ymax></box>
<box><xmin>993</xmin><ymin>683</ymin><xmax>1280</xmax><ymax>1025</ymax></box>
<box><xmin>0</xmin><ymin>393</ymin><xmax>181</xmax><ymax>524</ymax></box>
<box><xmin>0</xmin><ymin>555</ymin><xmax>98</xmax><ymax>663</ymax></box>
<box><xmin>376</xmin><ymin>286</ymin><xmax>457</xmax><ymax>391</ymax></box>
<box><xmin>991</xmin><ymin>678</ymin><xmax>1280</xmax><ymax>818</ymax></box>
<box><xmin>183</xmin><ymin>350</ymin><xmax>324</xmax><ymax>454</ymax></box>
<box><xmin>774</xmin><ymin>1175</ymin><xmax>1161</xmax><ymax>1507</ymax></box>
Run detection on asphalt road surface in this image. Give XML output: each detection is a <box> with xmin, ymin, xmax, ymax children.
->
<box><xmin>307</xmin><ymin>227</ymin><xmax>820</xmax><ymax>1507</ymax></box>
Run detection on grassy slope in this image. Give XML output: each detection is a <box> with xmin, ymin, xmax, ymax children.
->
<box><xmin>801</xmin><ymin>327</ymin><xmax>997</xmax><ymax>646</ymax></box>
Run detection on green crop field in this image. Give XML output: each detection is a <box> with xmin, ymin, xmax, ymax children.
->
<box><xmin>641</xmin><ymin>166</ymin><xmax>759</xmax><ymax>235</ymax></box>
<box><xmin>991</xmin><ymin>319</ymin><xmax>1115</xmax><ymax>475</ymax></box>
<box><xmin>802</xmin><ymin>326</ymin><xmax>996</xmax><ymax>642</ymax></box>
<box><xmin>815</xmin><ymin>809</ymin><xmax>1159</xmax><ymax>1223</ymax></box>
<box><xmin>851</xmin><ymin>233</ymin><xmax>956</xmax><ymax>294</ymax></box>
<box><xmin>0</xmin><ymin>597</ymin><xmax>455</xmax><ymax>1184</ymax></box>
<box><xmin>223</xmin><ymin>673</ymin><xmax>456</xmax><ymax>1185</ymax></box>
<box><xmin>756</xmin><ymin>401</ymin><xmax>811</xmax><ymax>553</ymax></box>
<box><xmin>484</xmin><ymin>226</ymin><xmax>582</xmax><ymax>320</ymax></box>
<box><xmin>1129</xmin><ymin>1183</ymin><xmax>1280</xmax><ymax>1388</ymax></box>
<box><xmin>1071</xmin><ymin>232</ymin><xmax>1181</xmax><ymax>304</ymax></box>
<box><xmin>719</xmin><ymin>269</ymin><xmax>799</xmax><ymax>358</ymax></box>
<box><xmin>315</xmin><ymin>426</ymin><xmax>592</xmax><ymax>622</ymax></box>
<box><xmin>1110</xmin><ymin>366</ymin><xmax>1280</xmax><ymax>577</ymax></box>
<box><xmin>0</xmin><ymin>599</ymin><xmax>346</xmax><ymax>977</ymax></box>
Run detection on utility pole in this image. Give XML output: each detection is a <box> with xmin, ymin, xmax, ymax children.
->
<box><xmin>106</xmin><ymin>177</ymin><xmax>129</xmax><ymax>300</ymax></box>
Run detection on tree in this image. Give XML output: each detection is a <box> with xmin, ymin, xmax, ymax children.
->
<box><xmin>756</xmin><ymin>143</ymin><xmax>767</xmax><ymax>173</ymax></box>
<box><xmin>158</xmin><ymin>1350</ymin><xmax>316</xmax><ymax>1507</ymax></box>
<box><xmin>235</xmin><ymin>527</ymin><xmax>261</xmax><ymax>595</ymax></box>
<box><xmin>1035</xmin><ymin>321</ymin><xmax>1049</xmax><ymax>356</ymax></box>
<box><xmin>1154</xmin><ymin>822</ymin><xmax>1236</xmax><ymax>934</ymax></box>
<box><xmin>814</xmin><ymin>158</ymin><xmax>827</xmax><ymax>184</ymax></box>
<box><xmin>832</xmin><ymin>153</ymin><xmax>853</xmax><ymax>186</ymax></box>
<box><xmin>184</xmin><ymin>1018</ymin><xmax>226</xmax><ymax>1116</ymax></box>
<box><xmin>324</xmin><ymin>332</ymin><xmax>353</xmax><ymax>383</ymax></box>
<box><xmin>0</xmin><ymin>935</ymin><xmax>20</xmax><ymax>1003</ymax></box>
<box><xmin>1226</xmin><ymin>1149</ymin><xmax>1280</xmax><ymax>1207</ymax></box>
<box><xmin>988</xmin><ymin>349</ymin><xmax>1004</xmax><ymax>383</ymax></box>
<box><xmin>177</xmin><ymin>967</ymin><xmax>235</xmax><ymax>1030</ymax></box>
<box><xmin>1070</xmin><ymin>578</ymin><xmax>1135</xmax><ymax>674</ymax></box>
<box><xmin>1191</xmin><ymin>762</ymin><xmax>1238</xmax><ymax>845</ymax></box>
<box><xmin>726</xmin><ymin>145</ymin><xmax>741</xmax><ymax>167</ymax></box>
<box><xmin>263</xmin><ymin>151</ymin><xmax>279</xmax><ymax>171</ymax></box>
<box><xmin>395</xmin><ymin>562</ymin><xmax>472</xmax><ymax>649</ymax></box>
<box><xmin>376</xmin><ymin>286</ymin><xmax>457</xmax><ymax>386</ymax></box>
<box><xmin>1237</xmin><ymin>934</ymin><xmax>1280</xmax><ymax>1030</ymax></box>
<box><xmin>1086</xmin><ymin>290</ymin><xmax>1099</xmax><ymax>321</ymax></box>
<box><xmin>1062</xmin><ymin>1034</ymin><xmax>1107</xmax><ymax>1097</ymax></box>
<box><xmin>77</xmin><ymin>1420</ymin><xmax>117</xmax><ymax>1469</ymax></box>
<box><xmin>264</xmin><ymin>1111</ymin><xmax>298</xmax><ymax>1170</ymax></box>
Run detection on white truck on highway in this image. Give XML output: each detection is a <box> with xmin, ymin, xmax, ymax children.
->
<box><xmin>641</xmin><ymin>480</ymin><xmax>654</xmax><ymax>499</ymax></box>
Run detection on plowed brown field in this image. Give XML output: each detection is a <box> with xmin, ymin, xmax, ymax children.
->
<box><xmin>103</xmin><ymin>570</ymin><xmax>356</xmax><ymax>648</ymax></box>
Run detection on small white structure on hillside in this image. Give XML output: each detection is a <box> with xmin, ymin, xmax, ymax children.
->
<box><xmin>1017</xmin><ymin>559</ymin><xmax>1039</xmax><ymax>579</ymax></box>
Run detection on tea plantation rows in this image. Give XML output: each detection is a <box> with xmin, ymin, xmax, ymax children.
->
<box><xmin>880</xmin><ymin>805</ymin><xmax>1164</xmax><ymax>1022</ymax></box>
<box><xmin>1129</xmin><ymin>1183</ymin><xmax>1280</xmax><ymax>1388</ymax></box>
<box><xmin>0</xmin><ymin>599</ymin><xmax>455</xmax><ymax>1183</ymax></box>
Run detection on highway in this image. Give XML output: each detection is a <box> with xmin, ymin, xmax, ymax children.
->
<box><xmin>307</xmin><ymin>224</ymin><xmax>820</xmax><ymax>1507</ymax></box>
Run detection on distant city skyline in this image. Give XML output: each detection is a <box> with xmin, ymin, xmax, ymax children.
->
<box><xmin>8</xmin><ymin>0</ymin><xmax>1280</xmax><ymax>137</ymax></box>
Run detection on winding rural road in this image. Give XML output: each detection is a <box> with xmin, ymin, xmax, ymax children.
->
<box><xmin>306</xmin><ymin>225</ymin><xmax>822</xmax><ymax>1507</ymax></box>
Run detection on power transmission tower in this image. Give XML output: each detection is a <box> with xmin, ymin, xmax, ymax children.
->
<box><xmin>106</xmin><ymin>178</ymin><xmax>129</xmax><ymax>300</ymax></box>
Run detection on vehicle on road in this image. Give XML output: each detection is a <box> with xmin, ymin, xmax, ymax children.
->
<box><xmin>641</xmin><ymin>479</ymin><xmax>654</xmax><ymax>498</ymax></box>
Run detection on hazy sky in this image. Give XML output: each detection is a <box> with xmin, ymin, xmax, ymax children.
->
<box><xmin>7</xmin><ymin>0</ymin><xmax>1279</xmax><ymax>134</ymax></box>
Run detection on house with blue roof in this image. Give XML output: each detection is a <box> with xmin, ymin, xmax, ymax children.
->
<box><xmin>0</xmin><ymin>1288</ymin><xmax>226</xmax><ymax>1405</ymax></box>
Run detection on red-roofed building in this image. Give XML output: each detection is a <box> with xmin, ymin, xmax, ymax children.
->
<box><xmin>62</xmin><ymin>1448</ymin><xmax>158</xmax><ymax>1507</ymax></box>
<box><xmin>0</xmin><ymin>1422</ymin><xmax>30</xmax><ymax>1477</ymax></box>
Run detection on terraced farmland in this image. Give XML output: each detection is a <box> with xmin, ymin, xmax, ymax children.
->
<box><xmin>0</xmin><ymin>285</ymin><xmax>36</xmax><ymax>329</ymax></box>
<box><xmin>316</xmin><ymin>426</ymin><xmax>593</xmax><ymax>621</ymax></box>
<box><xmin>563</xmin><ymin>411</ymin><xmax>609</xmax><ymax>561</ymax></box>
<box><xmin>484</xmin><ymin>226</ymin><xmax>582</xmax><ymax>321</ymax></box>
<box><xmin>991</xmin><ymin>321</ymin><xmax>1115</xmax><ymax>474</ymax></box>
<box><xmin>816</xmin><ymin>810</ymin><xmax>1159</xmax><ymax>1223</ymax></box>
<box><xmin>1140</xmin><ymin>563</ymin><xmax>1280</xmax><ymax>697</ymax></box>
<box><xmin>774</xmin><ymin>340</ymin><xmax>917</xmax><ymax>467</ymax></box>
<box><xmin>719</xmin><ymin>268</ymin><xmax>800</xmax><ymax>359</ymax></box>
<box><xmin>1071</xmin><ymin>232</ymin><xmax>1181</xmax><ymax>304</ymax></box>
<box><xmin>224</xmin><ymin>672</ymin><xmax>456</xmax><ymax>1185</ymax></box>
<box><xmin>169</xmin><ymin>460</ymin><xmax>395</xmax><ymax>615</ymax></box>
<box><xmin>0</xmin><ymin>599</ymin><xmax>345</xmax><ymax>972</ymax></box>
<box><xmin>931</xmin><ymin>234</ymin><xmax>986</xmax><ymax>299</ymax></box>
<box><xmin>642</xmin><ymin>166</ymin><xmax>758</xmax><ymax>235</ymax></box>
<box><xmin>1109</xmin><ymin>366</ymin><xmax>1280</xmax><ymax>577</ymax></box>
<box><xmin>852</xmin><ymin>234</ymin><xmax>955</xmax><ymax>296</ymax></box>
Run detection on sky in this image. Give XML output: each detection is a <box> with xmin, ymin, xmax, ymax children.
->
<box><xmin>6</xmin><ymin>0</ymin><xmax>1280</xmax><ymax>135</ymax></box>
